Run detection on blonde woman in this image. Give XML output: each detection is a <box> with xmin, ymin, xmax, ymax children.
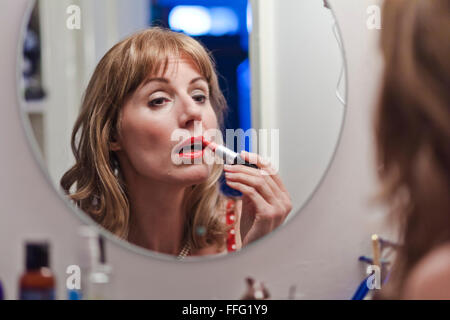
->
<box><xmin>61</xmin><ymin>27</ymin><xmax>292</xmax><ymax>258</ymax></box>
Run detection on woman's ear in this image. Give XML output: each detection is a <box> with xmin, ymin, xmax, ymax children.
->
<box><xmin>110</xmin><ymin>131</ymin><xmax>122</xmax><ymax>151</ymax></box>
<box><xmin>110</xmin><ymin>141</ymin><xmax>121</xmax><ymax>151</ymax></box>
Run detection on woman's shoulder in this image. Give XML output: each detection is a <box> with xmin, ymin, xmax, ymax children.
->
<box><xmin>402</xmin><ymin>242</ymin><xmax>450</xmax><ymax>299</ymax></box>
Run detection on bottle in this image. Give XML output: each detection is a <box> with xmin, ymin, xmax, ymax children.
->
<box><xmin>240</xmin><ymin>277</ymin><xmax>270</xmax><ymax>300</ymax></box>
<box><xmin>77</xmin><ymin>226</ymin><xmax>113</xmax><ymax>300</ymax></box>
<box><xmin>0</xmin><ymin>278</ymin><xmax>4</xmax><ymax>300</ymax></box>
<box><xmin>87</xmin><ymin>234</ymin><xmax>113</xmax><ymax>300</ymax></box>
<box><xmin>19</xmin><ymin>241</ymin><xmax>56</xmax><ymax>300</ymax></box>
<box><xmin>67</xmin><ymin>288</ymin><xmax>82</xmax><ymax>300</ymax></box>
<box><xmin>77</xmin><ymin>225</ymin><xmax>98</xmax><ymax>299</ymax></box>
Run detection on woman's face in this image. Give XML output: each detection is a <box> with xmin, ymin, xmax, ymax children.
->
<box><xmin>112</xmin><ymin>56</ymin><xmax>219</xmax><ymax>186</ymax></box>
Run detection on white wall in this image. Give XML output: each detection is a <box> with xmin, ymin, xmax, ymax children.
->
<box><xmin>251</xmin><ymin>0</ymin><xmax>346</xmax><ymax>217</ymax></box>
<box><xmin>30</xmin><ymin>0</ymin><xmax>150</xmax><ymax>186</ymax></box>
<box><xmin>0</xmin><ymin>0</ymin><xmax>389</xmax><ymax>300</ymax></box>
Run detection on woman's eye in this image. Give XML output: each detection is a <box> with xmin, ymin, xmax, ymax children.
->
<box><xmin>193</xmin><ymin>94</ymin><xmax>207</xmax><ymax>104</ymax></box>
<box><xmin>148</xmin><ymin>97</ymin><xmax>169</xmax><ymax>107</ymax></box>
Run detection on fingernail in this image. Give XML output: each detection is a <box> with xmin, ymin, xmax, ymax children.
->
<box><xmin>224</xmin><ymin>165</ymin><xmax>233</xmax><ymax>171</ymax></box>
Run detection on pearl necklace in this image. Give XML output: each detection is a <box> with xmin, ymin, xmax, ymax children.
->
<box><xmin>177</xmin><ymin>242</ymin><xmax>191</xmax><ymax>260</ymax></box>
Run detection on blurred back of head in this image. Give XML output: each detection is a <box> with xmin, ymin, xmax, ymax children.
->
<box><xmin>375</xmin><ymin>0</ymin><xmax>450</xmax><ymax>298</ymax></box>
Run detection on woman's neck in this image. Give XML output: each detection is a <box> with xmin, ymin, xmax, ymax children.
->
<box><xmin>126</xmin><ymin>177</ymin><xmax>188</xmax><ymax>256</ymax></box>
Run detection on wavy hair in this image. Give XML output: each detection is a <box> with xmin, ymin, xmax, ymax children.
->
<box><xmin>375</xmin><ymin>0</ymin><xmax>450</xmax><ymax>298</ymax></box>
<box><xmin>60</xmin><ymin>27</ymin><xmax>230</xmax><ymax>251</ymax></box>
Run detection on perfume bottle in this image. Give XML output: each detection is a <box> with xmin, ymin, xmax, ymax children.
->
<box><xmin>87</xmin><ymin>235</ymin><xmax>113</xmax><ymax>300</ymax></box>
<box><xmin>78</xmin><ymin>226</ymin><xmax>113</xmax><ymax>300</ymax></box>
<box><xmin>19</xmin><ymin>241</ymin><xmax>56</xmax><ymax>300</ymax></box>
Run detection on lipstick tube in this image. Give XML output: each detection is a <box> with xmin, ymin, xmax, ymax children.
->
<box><xmin>203</xmin><ymin>139</ymin><xmax>258</xmax><ymax>169</ymax></box>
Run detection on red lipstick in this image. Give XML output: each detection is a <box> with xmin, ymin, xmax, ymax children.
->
<box><xmin>177</xmin><ymin>136</ymin><xmax>205</xmax><ymax>159</ymax></box>
<box><xmin>202</xmin><ymin>138</ymin><xmax>258</xmax><ymax>169</ymax></box>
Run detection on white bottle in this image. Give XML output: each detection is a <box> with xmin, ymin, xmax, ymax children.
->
<box><xmin>77</xmin><ymin>226</ymin><xmax>113</xmax><ymax>300</ymax></box>
<box><xmin>87</xmin><ymin>234</ymin><xmax>113</xmax><ymax>300</ymax></box>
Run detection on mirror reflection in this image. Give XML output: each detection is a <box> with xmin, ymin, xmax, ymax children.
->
<box><xmin>20</xmin><ymin>0</ymin><xmax>346</xmax><ymax>259</ymax></box>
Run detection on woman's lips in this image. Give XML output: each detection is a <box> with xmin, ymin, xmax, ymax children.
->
<box><xmin>176</xmin><ymin>136</ymin><xmax>206</xmax><ymax>160</ymax></box>
<box><xmin>179</xmin><ymin>149</ymin><xmax>204</xmax><ymax>159</ymax></box>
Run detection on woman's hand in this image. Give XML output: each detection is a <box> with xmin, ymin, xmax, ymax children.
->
<box><xmin>224</xmin><ymin>151</ymin><xmax>292</xmax><ymax>247</ymax></box>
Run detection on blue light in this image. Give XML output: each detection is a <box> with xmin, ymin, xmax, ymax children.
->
<box><xmin>209</xmin><ymin>7</ymin><xmax>239</xmax><ymax>36</ymax></box>
<box><xmin>246</xmin><ymin>2</ymin><xmax>252</xmax><ymax>33</ymax></box>
<box><xmin>237</xmin><ymin>58</ymin><xmax>252</xmax><ymax>151</ymax></box>
<box><xmin>168</xmin><ymin>5</ymin><xmax>243</xmax><ymax>37</ymax></box>
<box><xmin>168</xmin><ymin>6</ymin><xmax>211</xmax><ymax>36</ymax></box>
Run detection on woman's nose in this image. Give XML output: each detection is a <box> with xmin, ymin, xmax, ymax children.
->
<box><xmin>179</xmin><ymin>96</ymin><xmax>203</xmax><ymax>129</ymax></box>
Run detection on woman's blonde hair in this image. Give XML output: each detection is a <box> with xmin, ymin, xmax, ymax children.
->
<box><xmin>60</xmin><ymin>27</ymin><xmax>230</xmax><ymax>251</ymax></box>
<box><xmin>375</xmin><ymin>0</ymin><xmax>450</xmax><ymax>298</ymax></box>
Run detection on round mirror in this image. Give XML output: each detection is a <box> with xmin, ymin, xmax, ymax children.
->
<box><xmin>18</xmin><ymin>0</ymin><xmax>346</xmax><ymax>260</ymax></box>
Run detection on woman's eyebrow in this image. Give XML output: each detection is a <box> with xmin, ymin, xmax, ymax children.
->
<box><xmin>142</xmin><ymin>77</ymin><xmax>169</xmax><ymax>88</ymax></box>
<box><xmin>190</xmin><ymin>77</ymin><xmax>207</xmax><ymax>85</ymax></box>
<box><xmin>141</xmin><ymin>77</ymin><xmax>206</xmax><ymax>88</ymax></box>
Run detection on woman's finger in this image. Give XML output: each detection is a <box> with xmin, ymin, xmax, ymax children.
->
<box><xmin>226</xmin><ymin>153</ymin><xmax>292</xmax><ymax>216</ymax></box>
<box><xmin>225</xmin><ymin>171</ymin><xmax>276</xmax><ymax>205</ymax></box>
<box><xmin>239</xmin><ymin>150</ymin><xmax>270</xmax><ymax>169</ymax></box>
<box><xmin>226</xmin><ymin>178</ymin><xmax>287</xmax><ymax>226</ymax></box>
<box><xmin>239</xmin><ymin>151</ymin><xmax>289</xmax><ymax>194</ymax></box>
<box><xmin>224</xmin><ymin>164</ymin><xmax>282</xmax><ymax>202</ymax></box>
<box><xmin>225</xmin><ymin>180</ymin><xmax>270</xmax><ymax>212</ymax></box>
